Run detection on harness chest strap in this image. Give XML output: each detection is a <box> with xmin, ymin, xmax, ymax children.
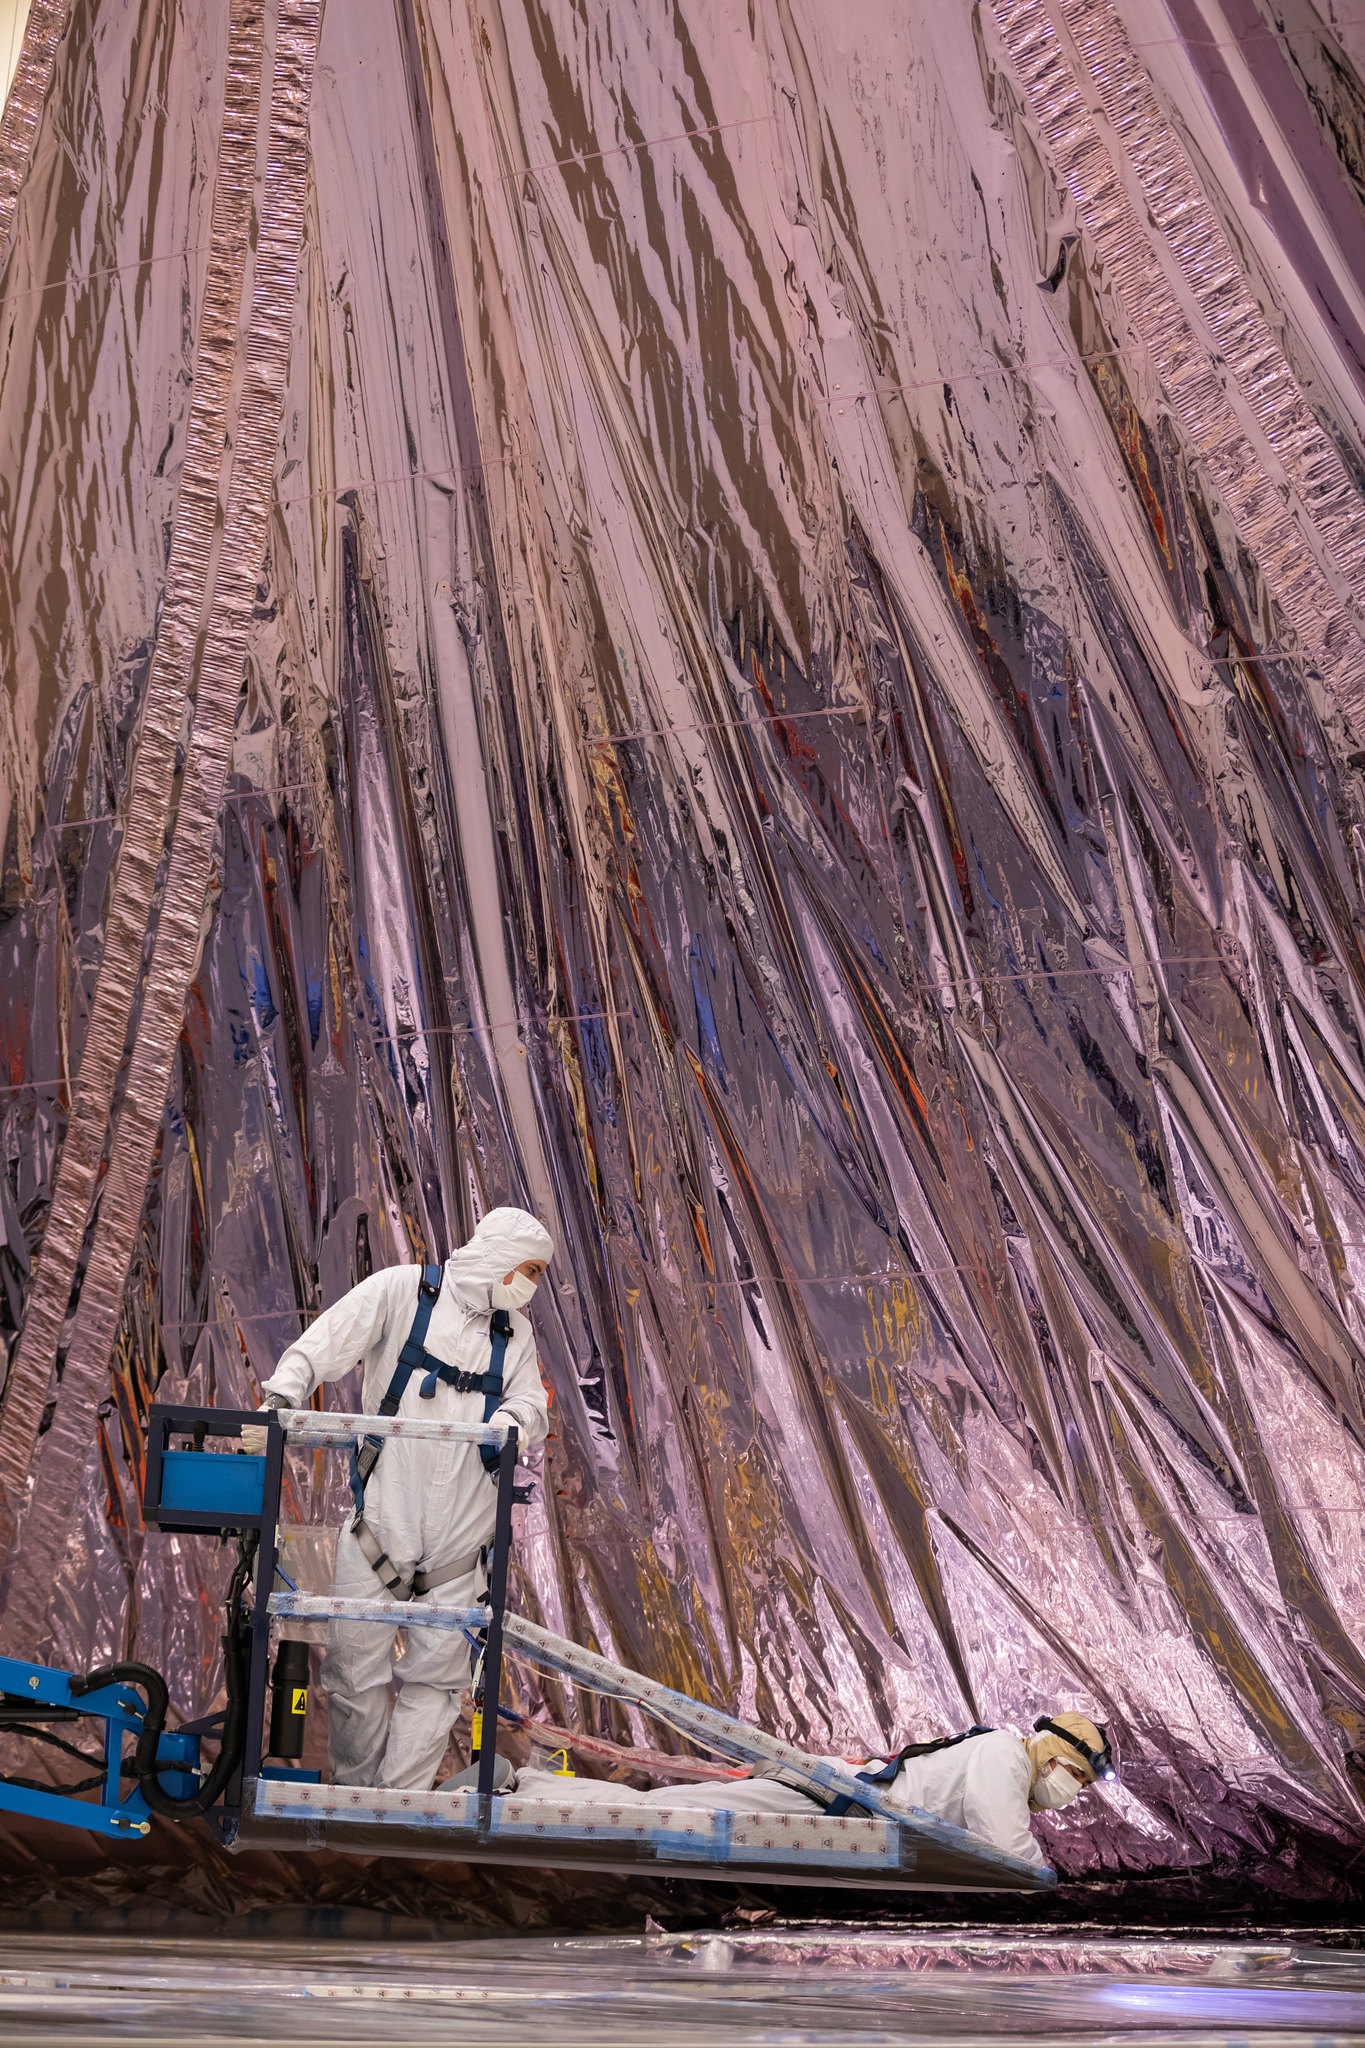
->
<box><xmin>347</xmin><ymin>1265</ymin><xmax>518</xmax><ymax>1602</ymax></box>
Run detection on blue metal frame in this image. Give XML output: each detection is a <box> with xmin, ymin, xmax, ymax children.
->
<box><xmin>0</xmin><ymin>1403</ymin><xmax>275</xmax><ymax>1847</ymax></box>
<box><xmin>4</xmin><ymin>1398</ymin><xmax>518</xmax><ymax>1848</ymax></box>
<box><xmin>0</xmin><ymin>1654</ymin><xmax>199</xmax><ymax>1839</ymax></box>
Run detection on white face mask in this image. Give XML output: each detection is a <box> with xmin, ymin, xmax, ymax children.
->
<box><xmin>490</xmin><ymin>1269</ymin><xmax>539</xmax><ymax>1312</ymax></box>
<box><xmin>1030</xmin><ymin>1761</ymin><xmax>1086</xmax><ymax>1811</ymax></box>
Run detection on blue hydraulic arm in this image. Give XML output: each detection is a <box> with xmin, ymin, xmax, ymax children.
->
<box><xmin>0</xmin><ymin>1406</ymin><xmax>278</xmax><ymax>1843</ymax></box>
<box><xmin>0</xmin><ymin>1654</ymin><xmax>200</xmax><ymax>1839</ymax></box>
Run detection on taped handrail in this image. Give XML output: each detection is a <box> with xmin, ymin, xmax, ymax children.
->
<box><xmin>278</xmin><ymin>1411</ymin><xmax>508</xmax><ymax>1448</ymax></box>
<box><xmin>270</xmin><ymin>1594</ymin><xmax>488</xmax><ymax>1629</ymax></box>
<box><xmin>499</xmin><ymin>1611</ymin><xmax>1051</xmax><ymax>1885</ymax></box>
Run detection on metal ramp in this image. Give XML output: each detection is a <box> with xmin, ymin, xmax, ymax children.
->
<box><xmin>243</xmin><ymin>1777</ymin><xmax>1045</xmax><ymax>1890</ymax></box>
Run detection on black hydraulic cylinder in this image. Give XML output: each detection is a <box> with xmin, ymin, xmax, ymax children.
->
<box><xmin>269</xmin><ymin>1639</ymin><xmax>310</xmax><ymax>1760</ymax></box>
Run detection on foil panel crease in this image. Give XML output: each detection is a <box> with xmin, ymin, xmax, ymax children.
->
<box><xmin>1</xmin><ymin>0</ymin><xmax>1365</xmax><ymax>1908</ymax></box>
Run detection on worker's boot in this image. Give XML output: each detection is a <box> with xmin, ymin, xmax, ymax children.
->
<box><xmin>438</xmin><ymin>1755</ymin><xmax>516</xmax><ymax>1793</ymax></box>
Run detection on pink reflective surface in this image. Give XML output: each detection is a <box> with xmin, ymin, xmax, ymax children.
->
<box><xmin>3</xmin><ymin>0</ymin><xmax>1365</xmax><ymax>1905</ymax></box>
<box><xmin>0</xmin><ymin>1930</ymin><xmax>1363</xmax><ymax>2043</ymax></box>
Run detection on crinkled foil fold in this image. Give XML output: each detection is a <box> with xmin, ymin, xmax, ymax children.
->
<box><xmin>993</xmin><ymin>0</ymin><xmax>1365</xmax><ymax>721</ymax></box>
<box><xmin>2</xmin><ymin>0</ymin><xmax>322</xmax><ymax>1649</ymax></box>
<box><xmin>2</xmin><ymin>0</ymin><xmax>1365</xmax><ymax>1905</ymax></box>
<box><xmin>0</xmin><ymin>0</ymin><xmax>265</xmax><ymax>1578</ymax></box>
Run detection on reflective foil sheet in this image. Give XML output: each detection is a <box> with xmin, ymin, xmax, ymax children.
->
<box><xmin>3</xmin><ymin>0</ymin><xmax>1365</xmax><ymax>1906</ymax></box>
<box><xmin>0</xmin><ymin>1930</ymin><xmax>1363</xmax><ymax>2042</ymax></box>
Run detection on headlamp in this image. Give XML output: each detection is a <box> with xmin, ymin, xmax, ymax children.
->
<box><xmin>1033</xmin><ymin>1715</ymin><xmax>1117</xmax><ymax>1782</ymax></box>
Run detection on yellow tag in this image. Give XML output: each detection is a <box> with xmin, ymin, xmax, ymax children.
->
<box><xmin>470</xmin><ymin>1709</ymin><xmax>483</xmax><ymax>1748</ymax></box>
<box><xmin>549</xmin><ymin>1747</ymin><xmax>573</xmax><ymax>1777</ymax></box>
<box><xmin>291</xmin><ymin>1688</ymin><xmax>308</xmax><ymax>1715</ymax></box>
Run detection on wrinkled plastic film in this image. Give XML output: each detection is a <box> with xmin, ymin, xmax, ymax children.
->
<box><xmin>3</xmin><ymin>0</ymin><xmax>1365</xmax><ymax>1905</ymax></box>
<box><xmin>0</xmin><ymin>1</ymin><xmax>71</xmax><ymax>266</ymax></box>
<box><xmin>1</xmin><ymin>1932</ymin><xmax>1362</xmax><ymax>2037</ymax></box>
<box><xmin>1053</xmin><ymin>0</ymin><xmax>1365</xmax><ymax>628</ymax></box>
<box><xmin>991</xmin><ymin>0</ymin><xmax>1365</xmax><ymax>724</ymax></box>
<box><xmin>0</xmin><ymin>0</ymin><xmax>264</xmax><ymax>1561</ymax></box>
<box><xmin>0</xmin><ymin>0</ymin><xmax>323</xmax><ymax>1653</ymax></box>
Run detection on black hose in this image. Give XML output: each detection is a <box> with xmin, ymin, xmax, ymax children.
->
<box><xmin>69</xmin><ymin>1538</ymin><xmax>254</xmax><ymax>1819</ymax></box>
<box><xmin>0</xmin><ymin>1766</ymin><xmax>110</xmax><ymax>1795</ymax></box>
<box><xmin>0</xmin><ymin>1721</ymin><xmax>107</xmax><ymax>1770</ymax></box>
<box><xmin>70</xmin><ymin>1629</ymin><xmax>247</xmax><ymax>1817</ymax></box>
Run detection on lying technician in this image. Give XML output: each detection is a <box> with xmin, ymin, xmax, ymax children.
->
<box><xmin>814</xmin><ymin>1708</ymin><xmax>1116</xmax><ymax>1865</ymax></box>
<box><xmin>255</xmin><ymin>1206</ymin><xmax>554</xmax><ymax>1791</ymax></box>
<box><xmin>512</xmin><ymin>1708</ymin><xmax>1113</xmax><ymax>1866</ymax></box>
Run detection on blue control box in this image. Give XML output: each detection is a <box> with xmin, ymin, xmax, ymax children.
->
<box><xmin>157</xmin><ymin>1450</ymin><xmax>266</xmax><ymax>1519</ymax></box>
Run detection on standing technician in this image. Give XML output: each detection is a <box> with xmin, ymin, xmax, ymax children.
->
<box><xmin>256</xmin><ymin>1206</ymin><xmax>554</xmax><ymax>1790</ymax></box>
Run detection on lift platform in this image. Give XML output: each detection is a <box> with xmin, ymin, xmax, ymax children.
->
<box><xmin>1</xmin><ymin>1402</ymin><xmax>1055</xmax><ymax>1894</ymax></box>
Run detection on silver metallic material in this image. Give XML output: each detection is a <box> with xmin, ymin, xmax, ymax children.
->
<box><xmin>247</xmin><ymin>1773</ymin><xmax>1049</xmax><ymax>1890</ymax></box>
<box><xmin>990</xmin><ymin>0</ymin><xmax>1365</xmax><ymax>722</ymax></box>
<box><xmin>0</xmin><ymin>1</ymin><xmax>72</xmax><ymax>267</ymax></box>
<box><xmin>262</xmin><ymin>1596</ymin><xmax>1056</xmax><ymax>1886</ymax></box>
<box><xmin>0</xmin><ymin>1929</ymin><xmax>1362</xmax><ymax>2041</ymax></box>
<box><xmin>273</xmin><ymin>1591</ymin><xmax>980</xmax><ymax>1832</ymax></box>
<box><xmin>0</xmin><ymin>0</ymin><xmax>265</xmax><ymax>1568</ymax></box>
<box><xmin>2</xmin><ymin>0</ymin><xmax>323</xmax><ymax>1654</ymax></box>
<box><xmin>283</xmin><ymin>1411</ymin><xmax>510</xmax><ymax>1446</ymax></box>
<box><xmin>4</xmin><ymin>0</ymin><xmax>1365</xmax><ymax>1903</ymax></box>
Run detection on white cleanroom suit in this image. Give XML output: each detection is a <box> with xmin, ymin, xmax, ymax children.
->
<box><xmin>512</xmin><ymin>1712</ymin><xmax>1106</xmax><ymax>1868</ymax></box>
<box><xmin>261</xmin><ymin>1207</ymin><xmax>553</xmax><ymax>1790</ymax></box>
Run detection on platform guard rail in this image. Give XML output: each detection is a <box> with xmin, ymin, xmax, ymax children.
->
<box><xmin>141</xmin><ymin>1401</ymin><xmax>521</xmax><ymax>1839</ymax></box>
<box><xmin>129</xmin><ymin>1403</ymin><xmax>1056</xmax><ymax>1890</ymax></box>
<box><xmin>0</xmin><ymin>1403</ymin><xmax>1054</xmax><ymax>1886</ymax></box>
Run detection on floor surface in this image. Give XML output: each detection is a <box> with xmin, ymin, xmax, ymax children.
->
<box><xmin>0</xmin><ymin>1927</ymin><xmax>1361</xmax><ymax>2045</ymax></box>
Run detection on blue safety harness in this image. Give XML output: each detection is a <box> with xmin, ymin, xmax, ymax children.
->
<box><xmin>824</xmin><ymin>1725</ymin><xmax>994</xmax><ymax>1816</ymax></box>
<box><xmin>348</xmin><ymin>1265</ymin><xmax>512</xmax><ymax>1515</ymax></box>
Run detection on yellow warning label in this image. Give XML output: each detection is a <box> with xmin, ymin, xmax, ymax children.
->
<box><xmin>291</xmin><ymin>1688</ymin><xmax>308</xmax><ymax>1715</ymax></box>
<box><xmin>470</xmin><ymin>1709</ymin><xmax>483</xmax><ymax>1748</ymax></box>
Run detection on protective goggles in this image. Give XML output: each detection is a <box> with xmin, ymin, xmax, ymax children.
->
<box><xmin>1033</xmin><ymin>1716</ymin><xmax>1117</xmax><ymax>1782</ymax></box>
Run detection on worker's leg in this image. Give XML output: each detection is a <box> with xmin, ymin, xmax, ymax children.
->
<box><xmin>320</xmin><ymin>1523</ymin><xmax>400</xmax><ymax>1785</ymax></box>
<box><xmin>644</xmin><ymin>1775</ymin><xmax>820</xmax><ymax>1814</ymax></box>
<box><xmin>508</xmin><ymin>1767</ymin><xmax>822</xmax><ymax>1814</ymax></box>
<box><xmin>375</xmin><ymin>1564</ymin><xmax>479</xmax><ymax>1790</ymax></box>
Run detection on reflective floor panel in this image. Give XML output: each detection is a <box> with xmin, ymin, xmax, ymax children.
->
<box><xmin>0</xmin><ymin>1928</ymin><xmax>1361</xmax><ymax>2045</ymax></box>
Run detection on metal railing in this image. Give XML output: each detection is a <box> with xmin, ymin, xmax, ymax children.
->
<box><xmin>141</xmin><ymin>1402</ymin><xmax>1055</xmax><ymax>1889</ymax></box>
<box><xmin>141</xmin><ymin>1401</ymin><xmax>522</xmax><ymax>1836</ymax></box>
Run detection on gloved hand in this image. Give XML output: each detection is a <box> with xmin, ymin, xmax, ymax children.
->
<box><xmin>242</xmin><ymin>1399</ymin><xmax>287</xmax><ymax>1455</ymax></box>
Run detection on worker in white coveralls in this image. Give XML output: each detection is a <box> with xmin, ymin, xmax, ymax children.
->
<box><xmin>511</xmin><ymin>1709</ymin><xmax>1111</xmax><ymax>1867</ymax></box>
<box><xmin>255</xmin><ymin>1207</ymin><xmax>553</xmax><ymax>1790</ymax></box>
